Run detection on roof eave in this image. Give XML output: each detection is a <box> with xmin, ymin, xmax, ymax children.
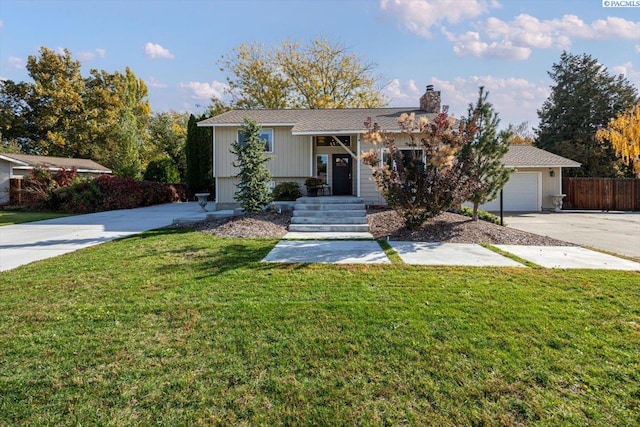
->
<box><xmin>507</xmin><ymin>164</ymin><xmax>581</xmax><ymax>168</ymax></box>
<box><xmin>0</xmin><ymin>154</ymin><xmax>30</xmax><ymax>166</ymax></box>
<box><xmin>198</xmin><ymin>122</ymin><xmax>297</xmax><ymax>127</ymax></box>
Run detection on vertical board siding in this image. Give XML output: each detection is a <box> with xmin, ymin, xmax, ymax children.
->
<box><xmin>563</xmin><ymin>178</ymin><xmax>640</xmax><ymax>211</ymax></box>
<box><xmin>215</xmin><ymin>127</ymin><xmax>310</xmax><ymax>178</ymax></box>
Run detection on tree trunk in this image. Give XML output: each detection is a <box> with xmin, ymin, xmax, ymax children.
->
<box><xmin>472</xmin><ymin>203</ymin><xmax>479</xmax><ymax>221</ymax></box>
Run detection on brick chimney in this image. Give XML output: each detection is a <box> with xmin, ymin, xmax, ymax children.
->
<box><xmin>419</xmin><ymin>84</ymin><xmax>441</xmax><ymax>113</ymax></box>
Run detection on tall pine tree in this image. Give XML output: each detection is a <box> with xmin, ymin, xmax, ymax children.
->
<box><xmin>460</xmin><ymin>87</ymin><xmax>512</xmax><ymax>221</ymax></box>
<box><xmin>536</xmin><ymin>52</ymin><xmax>638</xmax><ymax>177</ymax></box>
<box><xmin>230</xmin><ymin>118</ymin><xmax>272</xmax><ymax>212</ymax></box>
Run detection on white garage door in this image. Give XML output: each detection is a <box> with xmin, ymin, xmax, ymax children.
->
<box><xmin>480</xmin><ymin>172</ymin><xmax>541</xmax><ymax>212</ymax></box>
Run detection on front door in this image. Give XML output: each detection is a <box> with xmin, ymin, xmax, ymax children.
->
<box><xmin>332</xmin><ymin>154</ymin><xmax>352</xmax><ymax>195</ymax></box>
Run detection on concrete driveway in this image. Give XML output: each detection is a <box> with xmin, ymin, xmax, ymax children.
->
<box><xmin>504</xmin><ymin>211</ymin><xmax>640</xmax><ymax>260</ymax></box>
<box><xmin>0</xmin><ymin>203</ymin><xmax>209</xmax><ymax>272</ymax></box>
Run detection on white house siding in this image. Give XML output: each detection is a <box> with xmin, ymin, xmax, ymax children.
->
<box><xmin>0</xmin><ymin>160</ymin><xmax>11</xmax><ymax>204</ymax></box>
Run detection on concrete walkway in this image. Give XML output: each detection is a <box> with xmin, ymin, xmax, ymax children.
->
<box><xmin>0</xmin><ymin>203</ymin><xmax>210</xmax><ymax>272</ymax></box>
<box><xmin>263</xmin><ymin>240</ymin><xmax>640</xmax><ymax>270</ymax></box>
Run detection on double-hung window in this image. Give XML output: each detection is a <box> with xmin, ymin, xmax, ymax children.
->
<box><xmin>237</xmin><ymin>128</ymin><xmax>274</xmax><ymax>153</ymax></box>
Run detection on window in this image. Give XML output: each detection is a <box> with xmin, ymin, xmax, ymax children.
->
<box><xmin>237</xmin><ymin>128</ymin><xmax>274</xmax><ymax>153</ymax></box>
<box><xmin>316</xmin><ymin>154</ymin><xmax>328</xmax><ymax>183</ymax></box>
<box><xmin>315</xmin><ymin>135</ymin><xmax>351</xmax><ymax>147</ymax></box>
<box><xmin>383</xmin><ymin>149</ymin><xmax>425</xmax><ymax>172</ymax></box>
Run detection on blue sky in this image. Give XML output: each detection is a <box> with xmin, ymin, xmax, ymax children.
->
<box><xmin>1</xmin><ymin>0</ymin><xmax>638</xmax><ymax>128</ymax></box>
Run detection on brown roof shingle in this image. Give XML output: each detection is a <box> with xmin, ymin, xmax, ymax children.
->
<box><xmin>504</xmin><ymin>145</ymin><xmax>580</xmax><ymax>168</ymax></box>
<box><xmin>197</xmin><ymin>107</ymin><xmax>434</xmax><ymax>134</ymax></box>
<box><xmin>0</xmin><ymin>153</ymin><xmax>112</xmax><ymax>173</ymax></box>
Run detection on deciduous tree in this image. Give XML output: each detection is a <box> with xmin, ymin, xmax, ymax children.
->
<box><xmin>220</xmin><ymin>38</ymin><xmax>386</xmax><ymax>109</ymax></box>
<box><xmin>596</xmin><ymin>103</ymin><xmax>640</xmax><ymax>176</ymax></box>
<box><xmin>506</xmin><ymin>122</ymin><xmax>534</xmax><ymax>145</ymax></box>
<box><xmin>26</xmin><ymin>47</ymin><xmax>85</xmax><ymax>157</ymax></box>
<box><xmin>231</xmin><ymin>118</ymin><xmax>272</xmax><ymax>212</ymax></box>
<box><xmin>147</xmin><ymin>111</ymin><xmax>189</xmax><ymax>180</ymax></box>
<box><xmin>112</xmin><ymin>108</ymin><xmax>142</xmax><ymax>179</ymax></box>
<box><xmin>536</xmin><ymin>52</ymin><xmax>638</xmax><ymax>177</ymax></box>
<box><xmin>361</xmin><ymin>111</ymin><xmax>479</xmax><ymax>229</ymax></box>
<box><xmin>0</xmin><ymin>80</ymin><xmax>33</xmax><ymax>149</ymax></box>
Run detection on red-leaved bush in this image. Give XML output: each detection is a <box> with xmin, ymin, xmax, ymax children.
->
<box><xmin>21</xmin><ymin>168</ymin><xmax>187</xmax><ymax>213</ymax></box>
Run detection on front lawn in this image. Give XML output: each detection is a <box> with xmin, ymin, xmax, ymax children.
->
<box><xmin>0</xmin><ymin>229</ymin><xmax>638</xmax><ymax>425</ymax></box>
<box><xmin>0</xmin><ymin>209</ymin><xmax>72</xmax><ymax>226</ymax></box>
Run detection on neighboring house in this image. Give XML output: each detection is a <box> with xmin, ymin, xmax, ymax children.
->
<box><xmin>198</xmin><ymin>86</ymin><xmax>580</xmax><ymax>211</ymax></box>
<box><xmin>0</xmin><ymin>153</ymin><xmax>112</xmax><ymax>205</ymax></box>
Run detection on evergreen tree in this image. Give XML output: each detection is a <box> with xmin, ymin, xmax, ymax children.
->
<box><xmin>536</xmin><ymin>52</ymin><xmax>638</xmax><ymax>177</ymax></box>
<box><xmin>461</xmin><ymin>87</ymin><xmax>512</xmax><ymax>221</ymax></box>
<box><xmin>230</xmin><ymin>118</ymin><xmax>272</xmax><ymax>212</ymax></box>
<box><xmin>185</xmin><ymin>114</ymin><xmax>213</xmax><ymax>193</ymax></box>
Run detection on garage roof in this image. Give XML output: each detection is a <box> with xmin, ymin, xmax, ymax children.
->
<box><xmin>504</xmin><ymin>145</ymin><xmax>581</xmax><ymax>168</ymax></box>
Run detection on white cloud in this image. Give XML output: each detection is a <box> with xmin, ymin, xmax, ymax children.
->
<box><xmin>443</xmin><ymin>29</ymin><xmax>530</xmax><ymax>60</ymax></box>
<box><xmin>0</xmin><ymin>20</ymin><xmax>4</xmax><ymax>30</ymax></box>
<box><xmin>379</xmin><ymin>0</ymin><xmax>497</xmax><ymax>38</ymax></box>
<box><xmin>612</xmin><ymin>62</ymin><xmax>640</xmax><ymax>88</ymax></box>
<box><xmin>179</xmin><ymin>80</ymin><xmax>227</xmax><ymax>100</ymax></box>
<box><xmin>147</xmin><ymin>76</ymin><xmax>168</xmax><ymax>89</ymax></box>
<box><xmin>480</xmin><ymin>14</ymin><xmax>640</xmax><ymax>50</ymax></box>
<box><xmin>8</xmin><ymin>56</ymin><xmax>24</xmax><ymax>69</ymax></box>
<box><xmin>636</xmin><ymin>45</ymin><xmax>640</xmax><ymax>53</ymax></box>
<box><xmin>76</xmin><ymin>48</ymin><xmax>105</xmax><ymax>61</ymax></box>
<box><xmin>144</xmin><ymin>42</ymin><xmax>174</xmax><ymax>60</ymax></box>
<box><xmin>383</xmin><ymin>78</ymin><xmax>421</xmax><ymax>103</ymax></box>
<box><xmin>433</xmin><ymin>76</ymin><xmax>546</xmax><ymax>126</ymax></box>
<box><xmin>383</xmin><ymin>3</ymin><xmax>640</xmax><ymax>60</ymax></box>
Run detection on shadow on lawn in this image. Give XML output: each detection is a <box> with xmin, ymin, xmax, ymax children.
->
<box><xmin>134</xmin><ymin>228</ymin><xmax>280</xmax><ymax>277</ymax></box>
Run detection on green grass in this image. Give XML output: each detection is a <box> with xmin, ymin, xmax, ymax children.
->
<box><xmin>0</xmin><ymin>209</ymin><xmax>72</xmax><ymax>225</ymax></box>
<box><xmin>1</xmin><ymin>229</ymin><xmax>639</xmax><ymax>426</ymax></box>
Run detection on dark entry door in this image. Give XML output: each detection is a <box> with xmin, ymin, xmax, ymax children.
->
<box><xmin>332</xmin><ymin>154</ymin><xmax>352</xmax><ymax>195</ymax></box>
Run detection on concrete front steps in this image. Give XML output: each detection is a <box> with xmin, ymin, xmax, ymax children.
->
<box><xmin>289</xmin><ymin>196</ymin><xmax>370</xmax><ymax>233</ymax></box>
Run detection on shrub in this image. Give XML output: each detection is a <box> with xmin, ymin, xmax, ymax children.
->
<box><xmin>304</xmin><ymin>177</ymin><xmax>323</xmax><ymax>187</ymax></box>
<box><xmin>21</xmin><ymin>168</ymin><xmax>80</xmax><ymax>210</ymax></box>
<box><xmin>272</xmin><ymin>182</ymin><xmax>302</xmax><ymax>201</ymax></box>
<box><xmin>53</xmin><ymin>180</ymin><xmax>103</xmax><ymax>213</ymax></box>
<box><xmin>143</xmin><ymin>157</ymin><xmax>181</xmax><ymax>183</ymax></box>
<box><xmin>20</xmin><ymin>171</ymin><xmax>186</xmax><ymax>213</ymax></box>
<box><xmin>457</xmin><ymin>205</ymin><xmax>502</xmax><ymax>225</ymax></box>
<box><xmin>362</xmin><ymin>113</ymin><xmax>481</xmax><ymax>229</ymax></box>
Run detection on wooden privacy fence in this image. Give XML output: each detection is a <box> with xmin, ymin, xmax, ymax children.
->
<box><xmin>562</xmin><ymin>177</ymin><xmax>640</xmax><ymax>211</ymax></box>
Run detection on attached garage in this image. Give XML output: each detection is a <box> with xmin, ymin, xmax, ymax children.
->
<box><xmin>480</xmin><ymin>171</ymin><xmax>541</xmax><ymax>212</ymax></box>
<box><xmin>472</xmin><ymin>145</ymin><xmax>581</xmax><ymax>212</ymax></box>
